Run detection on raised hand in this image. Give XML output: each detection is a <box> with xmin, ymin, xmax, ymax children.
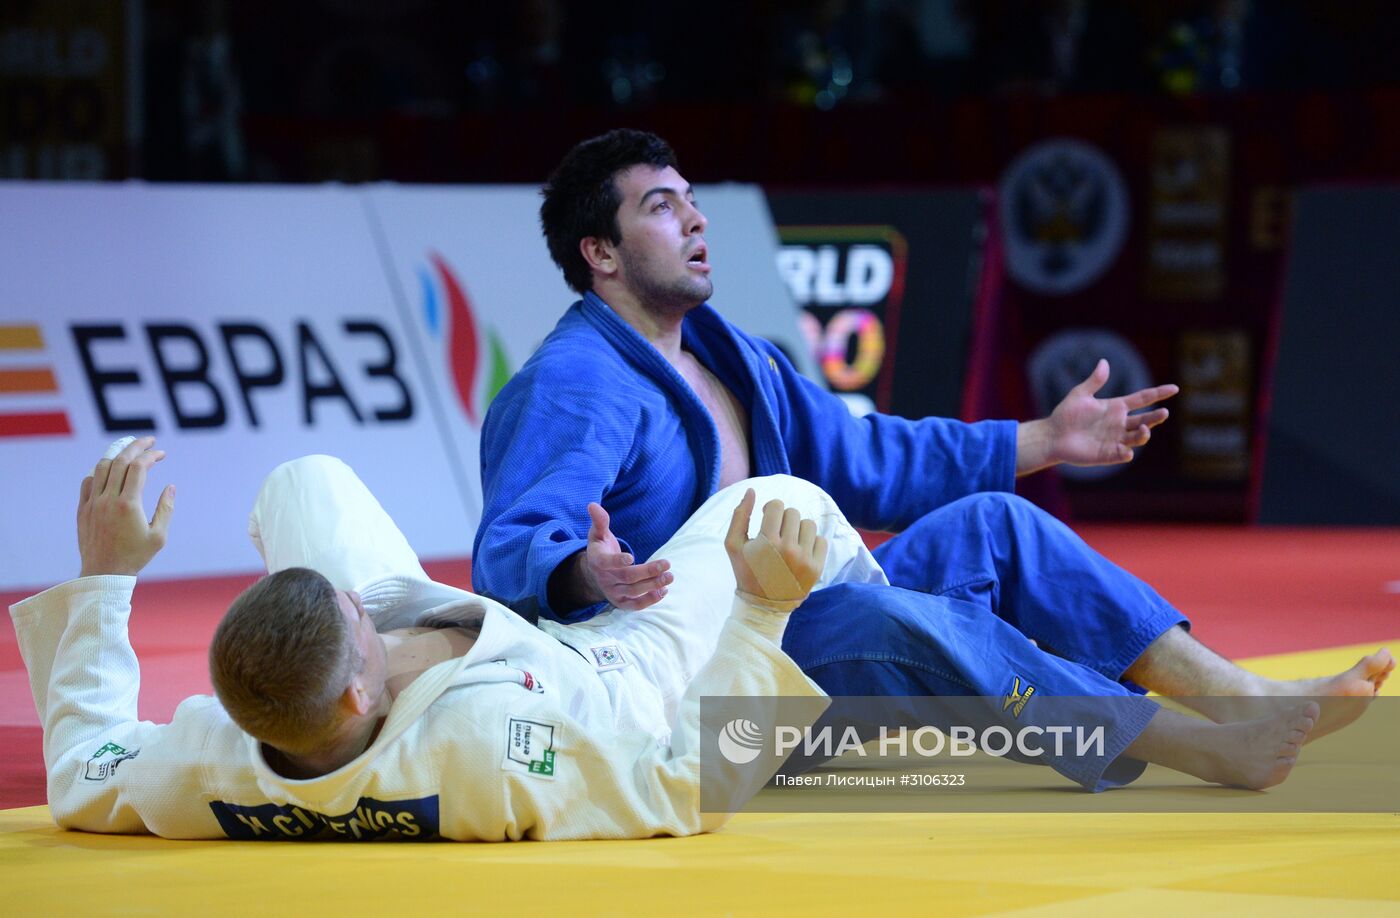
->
<box><xmin>1043</xmin><ymin>358</ymin><xmax>1179</xmax><ymax>467</ymax></box>
<box><xmin>77</xmin><ymin>436</ymin><xmax>176</xmax><ymax>577</ymax></box>
<box><xmin>723</xmin><ymin>489</ymin><xmax>829</xmax><ymax>606</ymax></box>
<box><xmin>581</xmin><ymin>502</ymin><xmax>673</xmax><ymax>611</ymax></box>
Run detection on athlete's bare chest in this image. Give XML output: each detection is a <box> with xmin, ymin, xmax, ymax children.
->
<box><xmin>674</xmin><ymin>350</ymin><xmax>752</xmax><ymax>488</ymax></box>
<box><xmin>383</xmin><ymin>624</ymin><xmax>480</xmax><ymax>699</ymax></box>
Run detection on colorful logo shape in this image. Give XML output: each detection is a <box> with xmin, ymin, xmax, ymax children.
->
<box><xmin>419</xmin><ymin>253</ymin><xmax>512</xmax><ymax>426</ymax></box>
<box><xmin>0</xmin><ymin>324</ymin><xmax>72</xmax><ymax>438</ymax></box>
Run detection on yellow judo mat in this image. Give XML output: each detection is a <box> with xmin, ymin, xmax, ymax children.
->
<box><xmin>2</xmin><ymin>639</ymin><xmax>1397</xmax><ymax>917</ymax></box>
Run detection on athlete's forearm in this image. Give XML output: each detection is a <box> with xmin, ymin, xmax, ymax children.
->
<box><xmin>1015</xmin><ymin>418</ymin><xmax>1059</xmax><ymax>477</ymax></box>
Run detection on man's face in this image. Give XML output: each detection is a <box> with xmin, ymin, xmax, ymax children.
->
<box><xmin>336</xmin><ymin>589</ymin><xmax>387</xmax><ymax>710</ymax></box>
<box><xmin>608</xmin><ymin>164</ymin><xmax>712</xmax><ymax>315</ymax></box>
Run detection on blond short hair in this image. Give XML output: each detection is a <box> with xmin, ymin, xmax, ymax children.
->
<box><xmin>209</xmin><ymin>567</ymin><xmax>361</xmax><ymax>756</ymax></box>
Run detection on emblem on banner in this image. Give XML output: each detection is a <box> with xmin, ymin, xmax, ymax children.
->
<box><xmin>1000</xmin><ymin>139</ymin><xmax>1130</xmax><ymax>295</ymax></box>
<box><xmin>418</xmin><ymin>253</ymin><xmax>513</xmax><ymax>426</ymax></box>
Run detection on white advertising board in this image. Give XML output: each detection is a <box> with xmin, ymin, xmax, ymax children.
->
<box><xmin>0</xmin><ymin>181</ymin><xmax>805</xmax><ymax>591</ymax></box>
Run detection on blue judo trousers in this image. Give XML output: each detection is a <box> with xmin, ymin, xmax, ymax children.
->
<box><xmin>779</xmin><ymin>493</ymin><xmax>1181</xmax><ymax>789</ymax></box>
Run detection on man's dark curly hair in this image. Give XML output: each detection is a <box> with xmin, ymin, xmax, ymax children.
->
<box><xmin>540</xmin><ymin>129</ymin><xmax>679</xmax><ymax>294</ymax></box>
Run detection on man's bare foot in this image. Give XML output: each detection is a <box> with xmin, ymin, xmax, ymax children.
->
<box><xmin>1206</xmin><ymin>702</ymin><xmax>1318</xmax><ymax>790</ymax></box>
<box><xmin>1273</xmin><ymin>649</ymin><xmax>1395</xmax><ymax>700</ymax></box>
<box><xmin>1127</xmin><ymin>702</ymin><xmax>1319</xmax><ymax>790</ymax></box>
<box><xmin>1181</xmin><ymin>649</ymin><xmax>1393</xmax><ymax>741</ymax></box>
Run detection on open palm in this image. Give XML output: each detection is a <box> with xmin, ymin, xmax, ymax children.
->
<box><xmin>1048</xmin><ymin>359</ymin><xmax>1178</xmax><ymax>466</ymax></box>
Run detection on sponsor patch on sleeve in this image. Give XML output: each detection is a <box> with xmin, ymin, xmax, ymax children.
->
<box><xmin>503</xmin><ymin>715</ymin><xmax>558</xmax><ymax>779</ymax></box>
<box><xmin>83</xmin><ymin>741</ymin><xmax>140</xmax><ymax>783</ymax></box>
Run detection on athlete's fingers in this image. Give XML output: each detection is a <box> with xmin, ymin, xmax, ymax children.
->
<box><xmin>615</xmin><ymin>588</ymin><xmax>667</xmax><ymax>612</ymax></box>
<box><xmin>605</xmin><ymin>559</ymin><xmax>671</xmax><ymax>586</ymax></box>
<box><xmin>725</xmin><ymin>489</ymin><xmax>756</xmax><ymax>555</ymax></box>
<box><xmin>1139</xmin><ymin>407</ymin><xmax>1170</xmax><ymax>430</ymax></box>
<box><xmin>106</xmin><ymin>457</ymin><xmax>130</xmax><ymax>497</ymax></box>
<box><xmin>1122</xmin><ymin>383</ymin><xmax>1179</xmax><ymax>410</ymax></box>
<box><xmin>586</xmin><ymin>502</ymin><xmax>612</xmax><ymax>543</ymax></box>
<box><xmin>118</xmin><ymin>451</ymin><xmax>146</xmax><ymax>501</ymax></box>
<box><xmin>612</xmin><ymin>571</ymin><xmax>673</xmax><ymax>598</ymax></box>
<box><xmin>119</xmin><ymin>436</ymin><xmax>153</xmax><ymax>461</ymax></box>
<box><xmin>92</xmin><ymin>458</ymin><xmax>114</xmax><ymax>496</ymax></box>
<box><xmin>107</xmin><ymin>436</ymin><xmax>154</xmax><ymax>497</ymax></box>
<box><xmin>798</xmin><ymin>518</ymin><xmax>816</xmax><ymax>552</ymax></box>
<box><xmin>121</xmin><ymin>449</ymin><xmax>165</xmax><ymax>501</ymax></box>
<box><xmin>759</xmin><ymin>499</ymin><xmax>785</xmax><ymax>541</ymax></box>
<box><xmin>590</xmin><ymin>546</ymin><xmax>634</xmax><ymax>569</ymax></box>
<box><xmin>780</xmin><ymin>507</ymin><xmax>801</xmax><ymax>543</ymax></box>
<box><xmin>813</xmin><ymin>535</ymin><xmax>830</xmax><ymax>573</ymax></box>
<box><xmin>1070</xmin><ymin>358</ymin><xmax>1110</xmax><ymax>398</ymax></box>
<box><xmin>76</xmin><ymin>474</ymin><xmax>93</xmax><ymax>530</ymax></box>
<box><xmin>150</xmin><ymin>484</ymin><xmax>176</xmax><ymax>538</ymax></box>
<box><xmin>1124</xmin><ymin>407</ymin><xmax>1169</xmax><ymax>430</ymax></box>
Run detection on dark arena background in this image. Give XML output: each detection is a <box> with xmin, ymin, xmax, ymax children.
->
<box><xmin>2</xmin><ymin>1</ymin><xmax>1398</xmax><ymax>913</ymax></box>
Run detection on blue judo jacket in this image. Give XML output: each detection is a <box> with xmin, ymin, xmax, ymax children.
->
<box><xmin>473</xmin><ymin>291</ymin><xmax>1016</xmax><ymax>623</ymax></box>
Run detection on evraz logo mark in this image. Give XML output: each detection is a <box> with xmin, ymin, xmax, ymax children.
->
<box><xmin>717</xmin><ymin>718</ymin><xmax>765</xmax><ymax>765</ymax></box>
<box><xmin>0</xmin><ymin>324</ymin><xmax>73</xmax><ymax>438</ymax></box>
<box><xmin>418</xmin><ymin>252</ymin><xmax>513</xmax><ymax>426</ymax></box>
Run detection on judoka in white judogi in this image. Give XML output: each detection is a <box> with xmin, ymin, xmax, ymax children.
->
<box><xmin>11</xmin><ymin>449</ymin><xmax>882</xmax><ymax>841</ymax></box>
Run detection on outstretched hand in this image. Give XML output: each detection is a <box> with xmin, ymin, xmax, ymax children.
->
<box><xmin>77</xmin><ymin>436</ymin><xmax>176</xmax><ymax>577</ymax></box>
<box><xmin>1037</xmin><ymin>358</ymin><xmax>1179</xmax><ymax>470</ymax></box>
<box><xmin>581</xmin><ymin>502</ymin><xmax>673</xmax><ymax>611</ymax></box>
<box><xmin>723</xmin><ymin>489</ymin><xmax>829</xmax><ymax>606</ymax></box>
